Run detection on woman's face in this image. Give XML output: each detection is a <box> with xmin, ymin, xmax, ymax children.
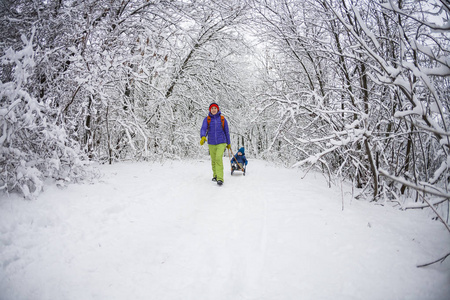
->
<box><xmin>210</xmin><ymin>106</ymin><xmax>218</xmax><ymax>115</ymax></box>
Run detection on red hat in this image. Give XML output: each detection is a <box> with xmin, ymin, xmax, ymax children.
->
<box><xmin>209</xmin><ymin>103</ymin><xmax>219</xmax><ymax>112</ymax></box>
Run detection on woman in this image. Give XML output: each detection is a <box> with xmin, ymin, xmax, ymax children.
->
<box><xmin>200</xmin><ymin>103</ymin><xmax>231</xmax><ymax>186</ymax></box>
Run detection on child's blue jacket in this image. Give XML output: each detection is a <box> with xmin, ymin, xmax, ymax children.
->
<box><xmin>231</xmin><ymin>147</ymin><xmax>248</xmax><ymax>165</ymax></box>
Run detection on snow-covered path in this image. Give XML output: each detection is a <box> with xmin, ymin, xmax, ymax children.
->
<box><xmin>1</xmin><ymin>159</ymin><xmax>449</xmax><ymax>300</ymax></box>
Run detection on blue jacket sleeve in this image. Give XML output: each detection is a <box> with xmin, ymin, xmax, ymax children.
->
<box><xmin>224</xmin><ymin>118</ymin><xmax>231</xmax><ymax>145</ymax></box>
<box><xmin>200</xmin><ymin>117</ymin><xmax>208</xmax><ymax>138</ymax></box>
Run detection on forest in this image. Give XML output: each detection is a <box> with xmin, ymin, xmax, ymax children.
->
<box><xmin>1</xmin><ymin>0</ymin><xmax>449</xmax><ymax>227</ymax></box>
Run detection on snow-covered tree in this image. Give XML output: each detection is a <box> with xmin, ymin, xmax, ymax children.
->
<box><xmin>249</xmin><ymin>0</ymin><xmax>450</xmax><ymax>223</ymax></box>
<box><xmin>0</xmin><ymin>29</ymin><xmax>92</xmax><ymax>198</ymax></box>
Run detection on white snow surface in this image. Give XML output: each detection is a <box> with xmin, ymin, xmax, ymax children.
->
<box><xmin>1</xmin><ymin>159</ymin><xmax>449</xmax><ymax>300</ymax></box>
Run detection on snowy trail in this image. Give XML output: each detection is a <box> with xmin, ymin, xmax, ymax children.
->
<box><xmin>1</xmin><ymin>159</ymin><xmax>449</xmax><ymax>300</ymax></box>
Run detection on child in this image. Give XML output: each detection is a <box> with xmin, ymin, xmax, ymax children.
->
<box><xmin>231</xmin><ymin>147</ymin><xmax>248</xmax><ymax>173</ymax></box>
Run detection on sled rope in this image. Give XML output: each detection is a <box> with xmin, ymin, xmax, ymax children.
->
<box><xmin>227</xmin><ymin>148</ymin><xmax>233</xmax><ymax>171</ymax></box>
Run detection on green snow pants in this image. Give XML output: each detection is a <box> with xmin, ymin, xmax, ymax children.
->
<box><xmin>208</xmin><ymin>143</ymin><xmax>227</xmax><ymax>182</ymax></box>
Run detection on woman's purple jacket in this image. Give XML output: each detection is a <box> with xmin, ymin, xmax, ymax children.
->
<box><xmin>200</xmin><ymin>111</ymin><xmax>231</xmax><ymax>145</ymax></box>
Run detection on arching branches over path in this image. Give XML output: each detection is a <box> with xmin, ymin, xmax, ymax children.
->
<box><xmin>0</xmin><ymin>0</ymin><xmax>253</xmax><ymax>197</ymax></box>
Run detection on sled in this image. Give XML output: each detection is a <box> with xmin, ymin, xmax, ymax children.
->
<box><xmin>227</xmin><ymin>148</ymin><xmax>247</xmax><ymax>176</ymax></box>
<box><xmin>231</xmin><ymin>161</ymin><xmax>246</xmax><ymax>176</ymax></box>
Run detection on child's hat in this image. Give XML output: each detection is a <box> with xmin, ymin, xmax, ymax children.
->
<box><xmin>209</xmin><ymin>103</ymin><xmax>219</xmax><ymax>112</ymax></box>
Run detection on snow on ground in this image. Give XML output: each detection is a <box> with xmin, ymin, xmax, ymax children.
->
<box><xmin>1</xmin><ymin>159</ymin><xmax>449</xmax><ymax>300</ymax></box>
